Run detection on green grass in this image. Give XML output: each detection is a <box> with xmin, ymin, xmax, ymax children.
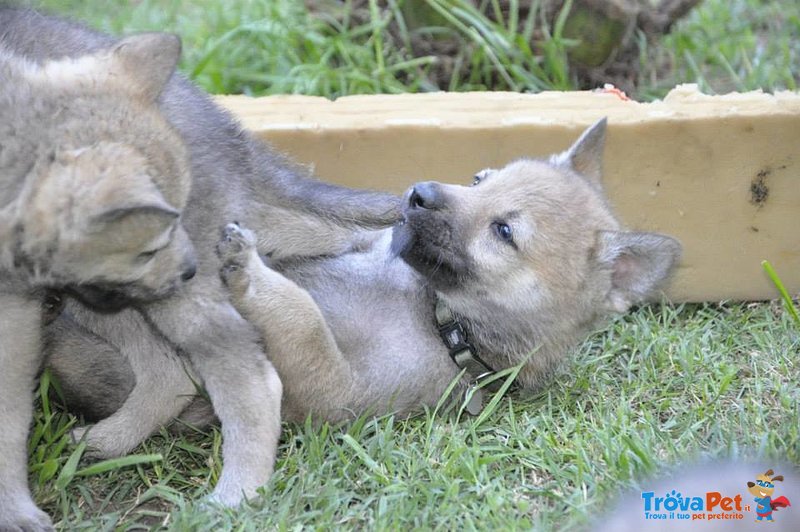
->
<box><xmin>31</xmin><ymin>302</ymin><xmax>799</xmax><ymax>529</ymax></box>
<box><xmin>31</xmin><ymin>0</ymin><xmax>800</xmax><ymax>99</ymax></box>
<box><xmin>19</xmin><ymin>0</ymin><xmax>800</xmax><ymax>529</ymax></box>
<box><xmin>640</xmin><ymin>0</ymin><xmax>800</xmax><ymax>99</ymax></box>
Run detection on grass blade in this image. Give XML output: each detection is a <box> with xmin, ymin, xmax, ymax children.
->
<box><xmin>55</xmin><ymin>441</ymin><xmax>86</xmax><ymax>491</ymax></box>
<box><xmin>762</xmin><ymin>260</ymin><xmax>800</xmax><ymax>327</ymax></box>
<box><xmin>75</xmin><ymin>454</ymin><xmax>163</xmax><ymax>478</ymax></box>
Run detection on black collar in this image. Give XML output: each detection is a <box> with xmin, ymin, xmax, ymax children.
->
<box><xmin>434</xmin><ymin>298</ymin><xmax>502</xmax><ymax>395</ymax></box>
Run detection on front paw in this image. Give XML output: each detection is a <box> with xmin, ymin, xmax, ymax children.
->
<box><xmin>0</xmin><ymin>498</ymin><xmax>54</xmax><ymax>532</ymax></box>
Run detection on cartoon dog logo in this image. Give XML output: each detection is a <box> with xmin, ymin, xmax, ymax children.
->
<box><xmin>748</xmin><ymin>469</ymin><xmax>792</xmax><ymax>522</ymax></box>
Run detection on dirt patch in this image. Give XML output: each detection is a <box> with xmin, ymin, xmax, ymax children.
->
<box><xmin>750</xmin><ymin>168</ymin><xmax>770</xmax><ymax>206</ymax></box>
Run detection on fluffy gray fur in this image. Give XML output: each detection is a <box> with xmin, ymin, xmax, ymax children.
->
<box><xmin>51</xmin><ymin>120</ymin><xmax>682</xmax><ymax>507</ymax></box>
<box><xmin>0</xmin><ymin>4</ymin><xmax>400</xmax><ymax>518</ymax></box>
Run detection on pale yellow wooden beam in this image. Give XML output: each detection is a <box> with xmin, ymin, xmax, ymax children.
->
<box><xmin>217</xmin><ymin>85</ymin><xmax>800</xmax><ymax>302</ymax></box>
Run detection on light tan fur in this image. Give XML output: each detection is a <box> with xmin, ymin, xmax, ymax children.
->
<box><xmin>2</xmin><ymin>7</ymin><xmax>405</xmax><ymax>510</ymax></box>
<box><xmin>0</xmin><ymin>35</ymin><xmax>194</xmax><ymax>531</ymax></box>
<box><xmin>0</xmin><ymin>34</ymin><xmax>195</xmax><ymax>301</ymax></box>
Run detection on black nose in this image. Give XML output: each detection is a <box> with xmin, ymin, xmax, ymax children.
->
<box><xmin>181</xmin><ymin>263</ymin><xmax>197</xmax><ymax>282</ymax></box>
<box><xmin>408</xmin><ymin>182</ymin><xmax>443</xmax><ymax>210</ymax></box>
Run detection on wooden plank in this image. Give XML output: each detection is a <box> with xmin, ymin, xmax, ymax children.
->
<box><xmin>217</xmin><ymin>86</ymin><xmax>800</xmax><ymax>302</ymax></box>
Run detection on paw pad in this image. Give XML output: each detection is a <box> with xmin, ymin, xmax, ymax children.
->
<box><xmin>216</xmin><ymin>223</ymin><xmax>256</xmax><ymax>260</ymax></box>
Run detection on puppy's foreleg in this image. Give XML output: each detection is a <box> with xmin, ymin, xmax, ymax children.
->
<box><xmin>218</xmin><ymin>224</ymin><xmax>355</xmax><ymax>421</ymax></box>
<box><xmin>143</xmin><ymin>283</ymin><xmax>283</xmax><ymax>507</ymax></box>
<box><xmin>0</xmin><ymin>293</ymin><xmax>54</xmax><ymax>532</ymax></box>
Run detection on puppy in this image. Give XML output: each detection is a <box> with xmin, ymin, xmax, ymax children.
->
<box><xmin>215</xmin><ymin>118</ymin><xmax>682</xmax><ymax>421</ymax></box>
<box><xmin>0</xmin><ymin>35</ymin><xmax>194</xmax><ymax>531</ymax></box>
<box><xmin>1</xmin><ymin>6</ymin><xmax>401</xmax><ymax>508</ymax></box>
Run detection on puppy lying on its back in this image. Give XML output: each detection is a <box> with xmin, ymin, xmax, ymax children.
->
<box><xmin>56</xmin><ymin>120</ymin><xmax>682</xmax><ymax>441</ymax></box>
<box><xmin>214</xmin><ymin>119</ymin><xmax>682</xmax><ymax>419</ymax></box>
<box><xmin>0</xmin><ymin>36</ymin><xmax>195</xmax><ymax>532</ymax></box>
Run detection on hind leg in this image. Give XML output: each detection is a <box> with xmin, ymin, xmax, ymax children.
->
<box><xmin>44</xmin><ymin>279</ymin><xmax>282</xmax><ymax>505</ymax></box>
<box><xmin>45</xmin><ymin>312</ymin><xmax>134</xmax><ymax>422</ymax></box>
<box><xmin>59</xmin><ymin>305</ymin><xmax>198</xmax><ymax>459</ymax></box>
<box><xmin>142</xmin><ymin>278</ymin><xmax>283</xmax><ymax>507</ymax></box>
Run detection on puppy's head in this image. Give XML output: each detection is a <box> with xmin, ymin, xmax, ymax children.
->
<box><xmin>7</xmin><ymin>34</ymin><xmax>196</xmax><ymax>310</ymax></box>
<box><xmin>392</xmin><ymin>119</ymin><xmax>682</xmax><ymax>388</ymax></box>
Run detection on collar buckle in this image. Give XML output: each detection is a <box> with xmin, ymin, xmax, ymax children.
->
<box><xmin>438</xmin><ymin>320</ymin><xmax>472</xmax><ymax>355</ymax></box>
<box><xmin>435</xmin><ymin>301</ymin><xmax>503</xmax><ymax>394</ymax></box>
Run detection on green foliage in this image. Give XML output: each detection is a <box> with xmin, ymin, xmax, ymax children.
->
<box><xmin>33</xmin><ymin>0</ymin><xmax>800</xmax><ymax>99</ymax></box>
<box><xmin>762</xmin><ymin>261</ymin><xmax>800</xmax><ymax>328</ymax></box>
<box><xmin>33</xmin><ymin>0</ymin><xmax>436</xmax><ymax>97</ymax></box>
<box><xmin>27</xmin><ymin>303</ymin><xmax>799</xmax><ymax>530</ymax></box>
<box><xmin>643</xmin><ymin>0</ymin><xmax>800</xmax><ymax>98</ymax></box>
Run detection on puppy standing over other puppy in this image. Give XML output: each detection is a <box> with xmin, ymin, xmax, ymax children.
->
<box><xmin>1</xmin><ymin>6</ymin><xmax>401</xmax><ymax>511</ymax></box>
<box><xmin>0</xmin><ymin>36</ymin><xmax>195</xmax><ymax>531</ymax></box>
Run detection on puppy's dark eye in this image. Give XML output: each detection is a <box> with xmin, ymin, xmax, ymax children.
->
<box><xmin>492</xmin><ymin>222</ymin><xmax>513</xmax><ymax>244</ymax></box>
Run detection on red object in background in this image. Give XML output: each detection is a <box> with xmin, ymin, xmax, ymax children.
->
<box><xmin>771</xmin><ymin>496</ymin><xmax>791</xmax><ymax>510</ymax></box>
<box><xmin>597</xmin><ymin>83</ymin><xmax>631</xmax><ymax>101</ymax></box>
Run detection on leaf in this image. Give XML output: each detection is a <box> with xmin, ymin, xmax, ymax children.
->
<box><xmin>38</xmin><ymin>459</ymin><xmax>59</xmax><ymax>485</ymax></box>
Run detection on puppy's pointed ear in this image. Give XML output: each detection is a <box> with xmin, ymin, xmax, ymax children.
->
<box><xmin>91</xmin><ymin>203</ymin><xmax>180</xmax><ymax>226</ymax></box>
<box><xmin>110</xmin><ymin>33</ymin><xmax>181</xmax><ymax>102</ymax></box>
<box><xmin>596</xmin><ymin>230</ymin><xmax>682</xmax><ymax>313</ymax></box>
<box><xmin>84</xmin><ymin>169</ymin><xmax>180</xmax><ymax>231</ymax></box>
<box><xmin>551</xmin><ymin>117</ymin><xmax>607</xmax><ymax>184</ymax></box>
<box><xmin>88</xmin><ymin>199</ymin><xmax>180</xmax><ymax>253</ymax></box>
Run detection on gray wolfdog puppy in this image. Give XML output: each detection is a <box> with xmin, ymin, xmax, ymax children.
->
<box><xmin>55</xmin><ymin>121</ymin><xmax>682</xmax><ymax>467</ymax></box>
<box><xmin>0</xmin><ymin>5</ymin><xmax>400</xmax><ymax>517</ymax></box>
<box><xmin>214</xmin><ymin>118</ymin><xmax>682</xmax><ymax>421</ymax></box>
<box><xmin>0</xmin><ymin>36</ymin><xmax>195</xmax><ymax>531</ymax></box>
